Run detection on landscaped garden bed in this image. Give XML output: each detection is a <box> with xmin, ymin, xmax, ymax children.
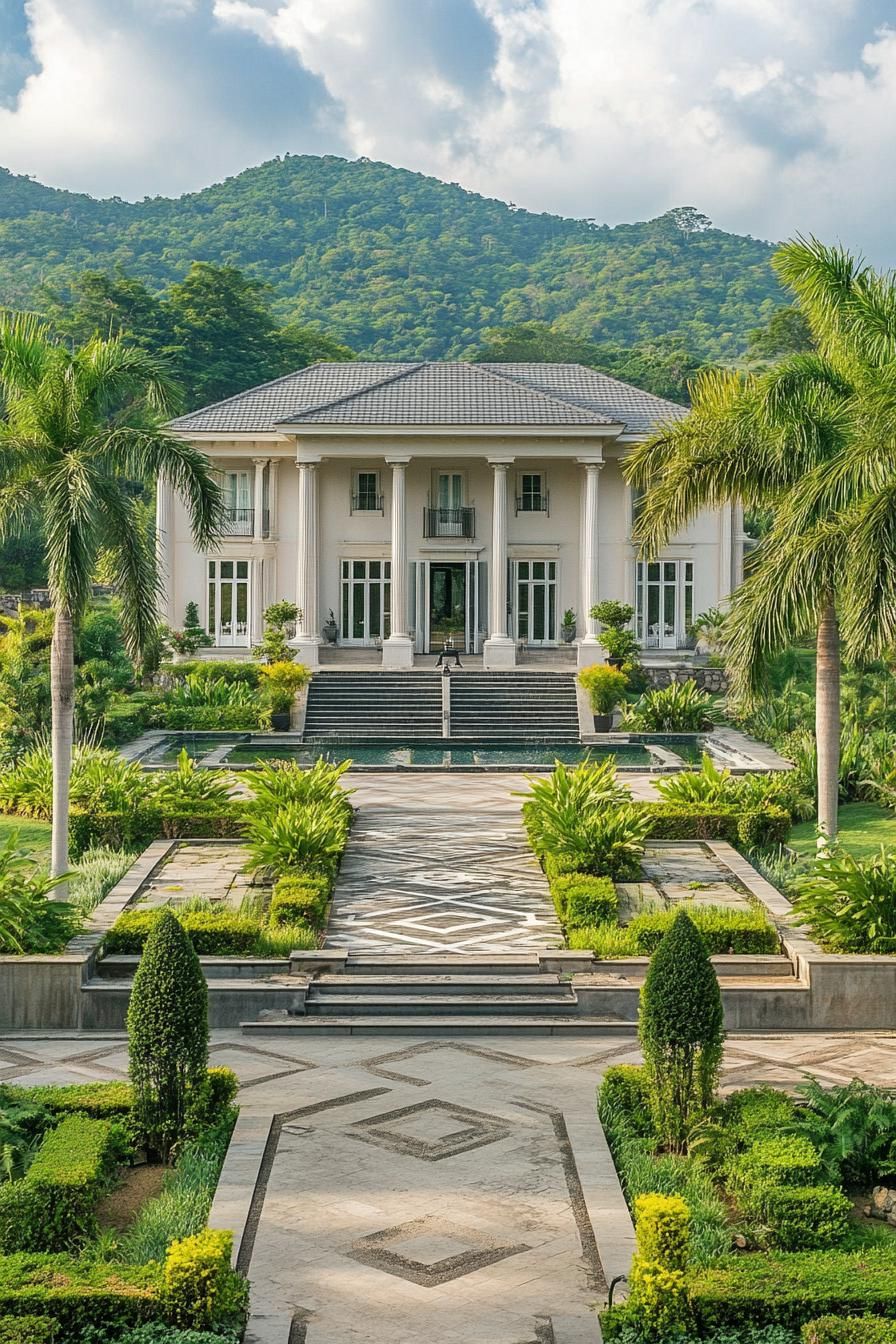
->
<box><xmin>596</xmin><ymin>910</ymin><xmax>896</xmax><ymax>1344</ymax></box>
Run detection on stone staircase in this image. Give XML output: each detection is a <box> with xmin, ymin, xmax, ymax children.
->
<box><xmin>303</xmin><ymin>671</ymin><xmax>442</xmax><ymax>739</ymax></box>
<box><xmin>449</xmin><ymin>672</ymin><xmax>579</xmax><ymax>742</ymax></box>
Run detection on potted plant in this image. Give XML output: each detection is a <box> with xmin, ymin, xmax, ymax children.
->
<box><xmin>560</xmin><ymin>609</ymin><xmax>577</xmax><ymax>643</ymax></box>
<box><xmin>590</xmin><ymin>600</ymin><xmax>640</xmax><ymax>668</ymax></box>
<box><xmin>253</xmin><ymin>600</ymin><xmax>300</xmax><ymax>663</ymax></box>
<box><xmin>322</xmin><ymin>609</ymin><xmax>338</xmax><ymax>644</ymax></box>
<box><xmin>258</xmin><ymin>659</ymin><xmax>311</xmax><ymax>729</ymax></box>
<box><xmin>577</xmin><ymin>664</ymin><xmax>629</xmax><ymax>731</ymax></box>
<box><xmin>163</xmin><ymin>602</ymin><xmax>213</xmax><ymax>662</ymax></box>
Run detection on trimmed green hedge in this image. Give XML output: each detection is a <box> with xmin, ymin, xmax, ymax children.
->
<box><xmin>269</xmin><ymin>873</ymin><xmax>330</xmax><ymax>929</ymax></box>
<box><xmin>689</xmin><ymin>1247</ymin><xmax>896</xmax><ymax>1328</ymax></box>
<box><xmin>628</xmin><ymin>905</ymin><xmax>780</xmax><ymax>955</ymax></box>
<box><xmin>0</xmin><ymin>1256</ymin><xmax>156</xmax><ymax>1335</ymax></box>
<box><xmin>15</xmin><ymin>1083</ymin><xmax>133</xmax><ymax>1120</ymax></box>
<box><xmin>549</xmin><ymin>874</ymin><xmax>617</xmax><ymax>926</ymax></box>
<box><xmin>69</xmin><ymin>804</ymin><xmax>246</xmax><ymax>856</ymax></box>
<box><xmin>754</xmin><ymin>1185</ymin><xmax>852</xmax><ymax>1251</ymax></box>
<box><xmin>150</xmin><ymin>706</ymin><xmax>262</xmax><ymax>731</ymax></box>
<box><xmin>729</xmin><ymin>1135</ymin><xmax>822</xmax><ymax>1192</ymax></box>
<box><xmin>0</xmin><ymin>1116</ymin><xmax>130</xmax><ymax>1253</ymax></box>
<box><xmin>0</xmin><ymin>1316</ymin><xmax>56</xmax><ymax>1343</ymax></box>
<box><xmin>805</xmin><ymin>1319</ymin><xmax>896</xmax><ymax>1344</ymax></box>
<box><xmin>104</xmin><ymin>909</ymin><xmax>259</xmax><ymax>956</ymax></box>
<box><xmin>635</xmin><ymin>801</ymin><xmax>791</xmax><ymax>848</ymax></box>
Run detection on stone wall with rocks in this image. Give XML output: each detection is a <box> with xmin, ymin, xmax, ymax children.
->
<box><xmin>868</xmin><ymin>1186</ymin><xmax>896</xmax><ymax>1225</ymax></box>
<box><xmin>643</xmin><ymin>663</ymin><xmax>729</xmax><ymax>693</ymax></box>
<box><xmin>0</xmin><ymin>585</ymin><xmax>113</xmax><ymax>617</ymax></box>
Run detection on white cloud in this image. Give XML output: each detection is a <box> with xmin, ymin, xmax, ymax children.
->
<box><xmin>0</xmin><ymin>0</ymin><xmax>895</xmax><ymax>261</ymax></box>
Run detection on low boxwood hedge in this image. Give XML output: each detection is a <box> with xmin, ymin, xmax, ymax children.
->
<box><xmin>14</xmin><ymin>1083</ymin><xmax>133</xmax><ymax>1120</ymax></box>
<box><xmin>104</xmin><ymin>909</ymin><xmax>259</xmax><ymax>957</ymax></box>
<box><xmin>805</xmin><ymin>1319</ymin><xmax>896</xmax><ymax>1344</ymax></box>
<box><xmin>689</xmin><ymin>1247</ymin><xmax>896</xmax><ymax>1328</ymax></box>
<box><xmin>269</xmin><ymin>873</ymin><xmax>330</xmax><ymax>929</ymax></box>
<box><xmin>549</xmin><ymin>874</ymin><xmax>617</xmax><ymax>926</ymax></box>
<box><xmin>628</xmin><ymin>905</ymin><xmax>780</xmax><ymax>956</ymax></box>
<box><xmin>635</xmin><ymin>801</ymin><xmax>791</xmax><ymax>849</ymax></box>
<box><xmin>754</xmin><ymin>1185</ymin><xmax>852</xmax><ymax>1251</ymax></box>
<box><xmin>0</xmin><ymin>1316</ymin><xmax>56</xmax><ymax>1343</ymax></box>
<box><xmin>0</xmin><ymin>1256</ymin><xmax>157</xmax><ymax>1336</ymax></box>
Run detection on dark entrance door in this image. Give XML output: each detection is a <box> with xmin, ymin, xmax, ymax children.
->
<box><xmin>428</xmin><ymin>562</ymin><xmax>467</xmax><ymax>650</ymax></box>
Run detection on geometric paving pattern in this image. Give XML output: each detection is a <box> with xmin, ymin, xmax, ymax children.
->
<box><xmin>3</xmin><ymin>1028</ymin><xmax>896</xmax><ymax>1344</ymax></box>
<box><xmin>347</xmin><ymin>1098</ymin><xmax>512</xmax><ymax>1161</ymax></box>
<box><xmin>347</xmin><ymin>1215</ymin><xmax>530</xmax><ymax>1286</ymax></box>
<box><xmin>326</xmin><ymin>804</ymin><xmax>563</xmax><ymax>954</ymax></box>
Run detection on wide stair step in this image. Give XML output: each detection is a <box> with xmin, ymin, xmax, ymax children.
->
<box><xmin>242</xmin><ymin>1015</ymin><xmax>635</xmax><ymax>1036</ymax></box>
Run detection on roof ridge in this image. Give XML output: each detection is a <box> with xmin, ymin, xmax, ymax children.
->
<box><xmin>284</xmin><ymin>362</ymin><xmax>425</xmax><ymax>421</ymax></box>
<box><xmin>470</xmin><ymin>361</ymin><xmax>615</xmax><ymax>423</ymax></box>
<box><xmin>168</xmin><ymin>362</ymin><xmax>334</xmax><ymax>425</ymax></box>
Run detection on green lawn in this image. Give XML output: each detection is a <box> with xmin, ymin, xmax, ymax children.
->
<box><xmin>0</xmin><ymin>813</ymin><xmax>52</xmax><ymax>861</ymax></box>
<box><xmin>790</xmin><ymin>801</ymin><xmax>896</xmax><ymax>860</ymax></box>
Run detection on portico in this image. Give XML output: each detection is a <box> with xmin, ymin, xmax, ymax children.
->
<box><xmin>165</xmin><ymin>361</ymin><xmax>741</xmax><ymax>670</ymax></box>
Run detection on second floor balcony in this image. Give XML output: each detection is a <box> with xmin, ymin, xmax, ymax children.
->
<box><xmin>424</xmin><ymin>506</ymin><xmax>475</xmax><ymax>539</ymax></box>
<box><xmin>224</xmin><ymin>507</ymin><xmax>270</xmax><ymax>538</ymax></box>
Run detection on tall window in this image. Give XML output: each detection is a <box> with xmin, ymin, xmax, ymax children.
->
<box><xmin>223</xmin><ymin>471</ymin><xmax>252</xmax><ymax>534</ymax></box>
<box><xmin>207</xmin><ymin>559</ymin><xmax>250</xmax><ymax>647</ymax></box>
<box><xmin>340</xmin><ymin>560</ymin><xmax>391</xmax><ymax>643</ymax></box>
<box><xmin>515</xmin><ymin>559</ymin><xmax>557</xmax><ymax>644</ymax></box>
<box><xmin>437</xmin><ymin>472</ymin><xmax>464</xmax><ymax>510</ymax></box>
<box><xmin>517</xmin><ymin>472</ymin><xmax>547</xmax><ymax>513</ymax></box>
<box><xmin>352</xmin><ymin>471</ymin><xmax>382</xmax><ymax>512</ymax></box>
<box><xmin>635</xmin><ymin>560</ymin><xmax>694</xmax><ymax>649</ymax></box>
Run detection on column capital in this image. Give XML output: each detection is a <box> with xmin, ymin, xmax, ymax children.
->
<box><xmin>295</xmin><ymin>458</ymin><xmax>320</xmax><ymax>470</ymax></box>
<box><xmin>577</xmin><ymin>456</ymin><xmax>605</xmax><ymax>469</ymax></box>
<box><xmin>487</xmin><ymin>457</ymin><xmax>515</xmax><ymax>468</ymax></box>
<box><xmin>385</xmin><ymin>455</ymin><xmax>412</xmax><ymax>467</ymax></box>
<box><xmin>251</xmin><ymin>455</ymin><xmax>270</xmax><ymax>466</ymax></box>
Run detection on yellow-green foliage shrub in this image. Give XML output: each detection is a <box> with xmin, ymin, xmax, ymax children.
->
<box><xmin>628</xmin><ymin>1193</ymin><xmax>692</xmax><ymax>1338</ymax></box>
<box><xmin>162</xmin><ymin>1229</ymin><xmax>247</xmax><ymax>1332</ymax></box>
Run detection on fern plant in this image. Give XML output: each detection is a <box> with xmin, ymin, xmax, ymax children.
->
<box><xmin>789</xmin><ymin>1078</ymin><xmax>896</xmax><ymax>1186</ymax></box>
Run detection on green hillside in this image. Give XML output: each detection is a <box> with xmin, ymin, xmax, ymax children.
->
<box><xmin>0</xmin><ymin>155</ymin><xmax>783</xmax><ymax>361</ymax></box>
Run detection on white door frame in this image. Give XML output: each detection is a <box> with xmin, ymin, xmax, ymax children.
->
<box><xmin>339</xmin><ymin>559</ymin><xmax>391</xmax><ymax>645</ymax></box>
<box><xmin>636</xmin><ymin>559</ymin><xmax>694</xmax><ymax>649</ymax></box>
<box><xmin>513</xmin><ymin>558</ymin><xmax>558</xmax><ymax>646</ymax></box>
<box><xmin>207</xmin><ymin>557</ymin><xmax>252</xmax><ymax>648</ymax></box>
<box><xmin>421</xmin><ymin>558</ymin><xmax>480</xmax><ymax>653</ymax></box>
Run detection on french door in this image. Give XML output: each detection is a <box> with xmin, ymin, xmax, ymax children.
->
<box><xmin>515</xmin><ymin>559</ymin><xmax>557</xmax><ymax>645</ymax></box>
<box><xmin>224</xmin><ymin>471</ymin><xmax>252</xmax><ymax>534</ymax></box>
<box><xmin>635</xmin><ymin>560</ymin><xmax>694</xmax><ymax>649</ymax></box>
<box><xmin>340</xmin><ymin>559</ymin><xmax>391</xmax><ymax>644</ymax></box>
<box><xmin>207</xmin><ymin>559</ymin><xmax>251</xmax><ymax>647</ymax></box>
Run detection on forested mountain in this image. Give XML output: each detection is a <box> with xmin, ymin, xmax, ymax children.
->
<box><xmin>0</xmin><ymin>155</ymin><xmax>783</xmax><ymax>362</ymax></box>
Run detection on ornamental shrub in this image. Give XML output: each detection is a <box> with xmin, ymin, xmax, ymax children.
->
<box><xmin>519</xmin><ymin>758</ymin><xmax>631</xmax><ymax>859</ymax></box>
<box><xmin>549</xmin><ymin>873</ymin><xmax>617</xmax><ymax>926</ymax></box>
<box><xmin>804</xmin><ymin>1319</ymin><xmax>896</xmax><ymax>1344</ymax></box>
<box><xmin>161</xmin><ymin>1229</ymin><xmax>247</xmax><ymax>1333</ymax></box>
<box><xmin>128</xmin><ymin>911</ymin><xmax>209</xmax><ymax>1162</ymax></box>
<box><xmin>729</xmin><ymin>1135</ymin><xmax>823</xmax><ymax>1193</ymax></box>
<box><xmin>0</xmin><ymin>1116</ymin><xmax>129</xmax><ymax>1253</ymax></box>
<box><xmin>622</xmin><ymin>681</ymin><xmax>721</xmax><ymax>732</ymax></box>
<box><xmin>639</xmin><ymin>910</ymin><xmax>724</xmax><ymax>1152</ymax></box>
<box><xmin>152</xmin><ymin>751</ymin><xmax>232</xmax><ymax>812</ymax></box>
<box><xmin>243</xmin><ymin>798</ymin><xmax>350</xmax><ymax>878</ymax></box>
<box><xmin>0</xmin><ymin>1316</ymin><xmax>56</xmax><ymax>1343</ymax></box>
<box><xmin>628</xmin><ymin>905</ymin><xmax>779</xmax><ymax>956</ymax></box>
<box><xmin>244</xmin><ymin>757</ymin><xmax>353</xmax><ymax>820</ymax></box>
<box><xmin>628</xmin><ymin>1193</ymin><xmax>692</xmax><ymax>1338</ymax></box>
<box><xmin>106</xmin><ymin>908</ymin><xmax>258</xmax><ymax>957</ymax></box>
<box><xmin>756</xmin><ymin>1185</ymin><xmax>851</xmax><ymax>1251</ymax></box>
<box><xmin>0</xmin><ymin>1255</ymin><xmax>155</xmax><ymax>1335</ymax></box>
<box><xmin>577</xmin><ymin>664</ymin><xmax>629</xmax><ymax>715</ymax></box>
<box><xmin>16</xmin><ymin>1081</ymin><xmax>133</xmax><ymax>1119</ymax></box>
<box><xmin>268</xmin><ymin>873</ymin><xmax>330</xmax><ymax>928</ymax></box>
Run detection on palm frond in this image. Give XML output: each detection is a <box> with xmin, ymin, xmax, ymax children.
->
<box><xmin>95</xmin><ymin>481</ymin><xmax>161</xmax><ymax>658</ymax></box>
<box><xmin>100</xmin><ymin>427</ymin><xmax>225</xmax><ymax>549</ymax></box>
<box><xmin>74</xmin><ymin>336</ymin><xmax>181</xmax><ymax>418</ymax></box>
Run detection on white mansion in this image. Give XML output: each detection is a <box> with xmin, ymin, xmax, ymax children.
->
<box><xmin>162</xmin><ymin>361</ymin><xmax>744</xmax><ymax>669</ymax></box>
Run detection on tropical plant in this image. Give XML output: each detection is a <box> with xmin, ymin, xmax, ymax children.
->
<box><xmin>0</xmin><ymin>314</ymin><xmax>223</xmax><ymax>889</ymax></box>
<box><xmin>790</xmin><ymin>1079</ymin><xmax>896</xmax><ymax>1187</ymax></box>
<box><xmin>534</xmin><ymin>803</ymin><xmax>651</xmax><ymax>881</ymax></box>
<box><xmin>627</xmin><ymin>238</ymin><xmax>896</xmax><ymax>844</ymax></box>
<box><xmin>69</xmin><ymin>845</ymin><xmax>138</xmax><ymax>918</ymax></box>
<box><xmin>519</xmin><ymin>758</ymin><xmax>631</xmax><ymax>857</ymax></box>
<box><xmin>127</xmin><ymin>910</ymin><xmax>209</xmax><ymax>1162</ymax></box>
<box><xmin>655</xmin><ymin>754</ymin><xmax>734</xmax><ymax>805</ymax></box>
<box><xmin>244</xmin><ymin>756</ymin><xmax>352</xmax><ymax>818</ymax></box>
<box><xmin>0</xmin><ymin>741</ymin><xmax>151</xmax><ymax>820</ymax></box>
<box><xmin>242</xmin><ymin>799</ymin><xmax>350</xmax><ymax>877</ymax></box>
<box><xmin>152</xmin><ymin>750</ymin><xmax>232</xmax><ymax>811</ymax></box>
<box><xmin>622</xmin><ymin>682</ymin><xmax>721</xmax><ymax>732</ymax></box>
<box><xmin>577</xmin><ymin>664</ymin><xmax>629</xmax><ymax>716</ymax></box>
<box><xmin>0</xmin><ymin>832</ymin><xmax>78</xmax><ymax>954</ymax></box>
<box><xmin>166</xmin><ymin>675</ymin><xmax>256</xmax><ymax>709</ymax></box>
<box><xmin>639</xmin><ymin>910</ymin><xmax>725</xmax><ymax>1153</ymax></box>
<box><xmin>790</xmin><ymin>846</ymin><xmax>896</xmax><ymax>952</ymax></box>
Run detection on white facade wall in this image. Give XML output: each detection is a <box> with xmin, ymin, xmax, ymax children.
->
<box><xmin>167</xmin><ymin>435</ymin><xmax>735</xmax><ymax>664</ymax></box>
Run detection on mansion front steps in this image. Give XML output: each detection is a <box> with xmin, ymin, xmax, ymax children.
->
<box><xmin>303</xmin><ymin>670</ymin><xmax>580</xmax><ymax>742</ymax></box>
<box><xmin>84</xmin><ymin>949</ymin><xmax>805</xmax><ymax>1035</ymax></box>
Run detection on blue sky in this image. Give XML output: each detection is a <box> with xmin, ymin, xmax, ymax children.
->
<box><xmin>1</xmin><ymin>0</ymin><xmax>895</xmax><ymax>262</ymax></box>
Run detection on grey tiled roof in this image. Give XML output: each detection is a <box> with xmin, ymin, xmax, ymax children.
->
<box><xmin>479</xmin><ymin>363</ymin><xmax>687</xmax><ymax>435</ymax></box>
<box><xmin>168</xmin><ymin>361</ymin><xmax>685</xmax><ymax>435</ymax></box>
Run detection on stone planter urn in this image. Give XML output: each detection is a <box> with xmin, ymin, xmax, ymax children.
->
<box><xmin>322</xmin><ymin>610</ymin><xmax>338</xmax><ymax>644</ymax></box>
<box><xmin>269</xmin><ymin>711</ymin><xmax>291</xmax><ymax>731</ymax></box>
<box><xmin>560</xmin><ymin>611</ymin><xmax>576</xmax><ymax>644</ymax></box>
<box><xmin>593</xmin><ymin>713</ymin><xmax>613</xmax><ymax>733</ymax></box>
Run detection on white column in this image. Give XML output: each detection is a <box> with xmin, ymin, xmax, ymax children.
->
<box><xmin>289</xmin><ymin>459</ymin><xmax>321</xmax><ymax>668</ymax></box>
<box><xmin>732</xmin><ymin>499</ymin><xmax>746</xmax><ymax>591</ymax></box>
<box><xmin>251</xmin><ymin>558</ymin><xmax>264</xmax><ymax>646</ymax></box>
<box><xmin>268</xmin><ymin>458</ymin><xmax>280</xmax><ymax>538</ymax></box>
<box><xmin>577</xmin><ymin>458</ymin><xmax>604</xmax><ymax>668</ymax></box>
<box><xmin>483</xmin><ymin>458</ymin><xmax>516</xmax><ymax>669</ymax></box>
<box><xmin>382</xmin><ymin>457</ymin><xmax>414</xmax><ymax>668</ymax></box>
<box><xmin>155</xmin><ymin>475</ymin><xmax>176</xmax><ymax>625</ymax></box>
<box><xmin>718</xmin><ymin>500</ymin><xmax>734</xmax><ymax>602</ymax></box>
<box><xmin>252</xmin><ymin>457</ymin><xmax>267</xmax><ymax>541</ymax></box>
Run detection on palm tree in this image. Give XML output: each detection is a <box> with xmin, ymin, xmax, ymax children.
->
<box><xmin>0</xmin><ymin>314</ymin><xmax>223</xmax><ymax>888</ymax></box>
<box><xmin>623</xmin><ymin>238</ymin><xmax>896</xmax><ymax>842</ymax></box>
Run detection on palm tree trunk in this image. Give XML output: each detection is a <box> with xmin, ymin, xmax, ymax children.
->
<box><xmin>50</xmin><ymin>605</ymin><xmax>75</xmax><ymax>894</ymax></box>
<box><xmin>816</xmin><ymin>596</ymin><xmax>840</xmax><ymax>846</ymax></box>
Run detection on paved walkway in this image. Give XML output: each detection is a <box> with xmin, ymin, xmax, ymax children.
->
<box><xmin>328</xmin><ymin>774</ymin><xmax>565</xmax><ymax>955</ymax></box>
<box><xmin>1</xmin><ymin>1030</ymin><xmax>895</xmax><ymax>1344</ymax></box>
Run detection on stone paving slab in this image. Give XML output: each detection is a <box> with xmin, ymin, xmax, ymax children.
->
<box><xmin>2</xmin><ymin>1030</ymin><xmax>896</xmax><ymax>1344</ymax></box>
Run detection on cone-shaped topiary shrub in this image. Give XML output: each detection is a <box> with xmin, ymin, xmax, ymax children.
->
<box><xmin>127</xmin><ymin>909</ymin><xmax>209</xmax><ymax>1161</ymax></box>
<box><xmin>639</xmin><ymin>908</ymin><xmax>724</xmax><ymax>1152</ymax></box>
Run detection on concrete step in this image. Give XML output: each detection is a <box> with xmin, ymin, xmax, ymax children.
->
<box><xmin>312</xmin><ymin>974</ymin><xmax>565</xmax><ymax>995</ymax></box>
<box><xmin>305</xmin><ymin>994</ymin><xmax>577</xmax><ymax>1016</ymax></box>
<box><xmin>591</xmin><ymin>955</ymin><xmax>796</xmax><ymax>980</ymax></box>
<box><xmin>343</xmin><ymin>954</ymin><xmax>543</xmax><ymax>975</ymax></box>
<box><xmin>96</xmin><ymin>955</ymin><xmax>290</xmax><ymax>980</ymax></box>
<box><xmin>241</xmin><ymin>1015</ymin><xmax>636</xmax><ymax>1036</ymax></box>
<box><xmin>82</xmin><ymin>977</ymin><xmax>307</xmax><ymax>1030</ymax></box>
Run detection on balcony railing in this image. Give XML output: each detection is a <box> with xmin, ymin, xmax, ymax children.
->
<box><xmin>516</xmin><ymin>491</ymin><xmax>550</xmax><ymax>515</ymax></box>
<box><xmin>424</xmin><ymin>506</ymin><xmax>475</xmax><ymax>539</ymax></box>
<box><xmin>223</xmin><ymin>508</ymin><xmax>269</xmax><ymax>537</ymax></box>
<box><xmin>351</xmin><ymin>492</ymin><xmax>384</xmax><ymax>514</ymax></box>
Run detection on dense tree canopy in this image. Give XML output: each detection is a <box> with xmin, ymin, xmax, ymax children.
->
<box><xmin>0</xmin><ymin>155</ymin><xmax>783</xmax><ymax>364</ymax></box>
